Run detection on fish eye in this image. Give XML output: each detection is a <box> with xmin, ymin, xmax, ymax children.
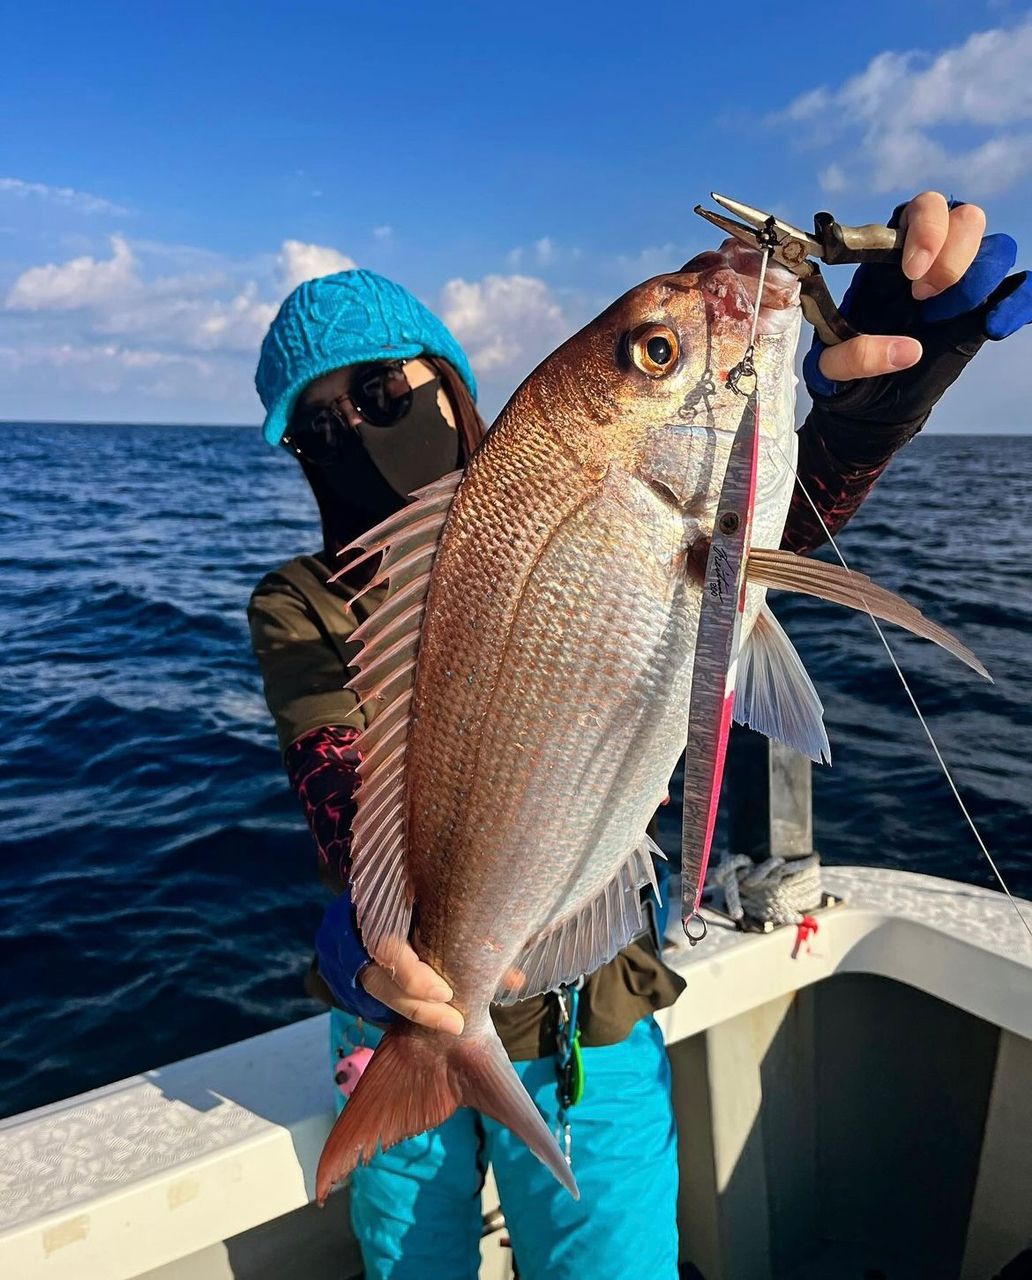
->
<box><xmin>628</xmin><ymin>324</ymin><xmax>680</xmax><ymax>378</ymax></box>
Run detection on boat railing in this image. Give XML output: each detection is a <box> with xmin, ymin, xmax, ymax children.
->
<box><xmin>2</xmin><ymin>738</ymin><xmax>1029</xmax><ymax>1279</ymax></box>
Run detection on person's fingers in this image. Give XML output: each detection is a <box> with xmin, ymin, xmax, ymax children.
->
<box><xmin>389</xmin><ymin>943</ymin><xmax>454</xmax><ymax>1002</ymax></box>
<box><xmin>912</xmin><ymin>203</ymin><xmax>986</xmax><ymax>301</ymax></box>
<box><xmin>360</xmin><ymin>965</ymin><xmax>465</xmax><ymax>1035</ymax></box>
<box><xmin>818</xmin><ymin>334</ymin><xmax>922</xmax><ymax>383</ymax></box>
<box><xmin>922</xmin><ymin>233</ymin><xmax>1017</xmax><ymax>323</ymax></box>
<box><xmin>900</xmin><ymin>192</ymin><xmax>950</xmax><ymax>286</ymax></box>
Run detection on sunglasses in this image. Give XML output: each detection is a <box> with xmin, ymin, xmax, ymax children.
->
<box><xmin>283</xmin><ymin>361</ymin><xmax>415</xmax><ymax>464</ymax></box>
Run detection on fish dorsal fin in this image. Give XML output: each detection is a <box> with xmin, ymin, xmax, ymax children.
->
<box><xmin>747</xmin><ymin>547</ymin><xmax>990</xmax><ymax>680</ymax></box>
<box><xmin>342</xmin><ymin>470</ymin><xmax>463</xmax><ymax>972</ymax></box>
<box><xmin>736</xmin><ymin>604</ymin><xmax>831</xmax><ymax>763</ymax></box>
<box><xmin>493</xmin><ymin>836</ymin><xmax>661</xmax><ymax>1006</ymax></box>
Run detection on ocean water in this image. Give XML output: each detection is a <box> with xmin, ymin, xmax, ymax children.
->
<box><xmin>1</xmin><ymin>423</ymin><xmax>1030</xmax><ymax>1120</ymax></box>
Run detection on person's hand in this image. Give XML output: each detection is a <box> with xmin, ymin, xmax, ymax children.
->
<box><xmin>804</xmin><ymin>191</ymin><xmax>1032</xmax><ymax>395</ymax></box>
<box><xmin>358</xmin><ymin>943</ymin><xmax>465</xmax><ymax>1035</ymax></box>
<box><xmin>315</xmin><ymin>893</ymin><xmax>464</xmax><ymax>1035</ymax></box>
<box><xmin>816</xmin><ymin>193</ymin><xmax>982</xmax><ymax>382</ymax></box>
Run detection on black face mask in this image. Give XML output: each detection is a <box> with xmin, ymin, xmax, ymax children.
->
<box><xmin>352</xmin><ymin>378</ymin><xmax>460</xmax><ymax>498</ymax></box>
<box><xmin>289</xmin><ymin>373</ymin><xmax>461</xmax><ymax>555</ymax></box>
<box><xmin>286</xmin><ymin>375</ymin><xmax>460</xmax><ymax>499</ymax></box>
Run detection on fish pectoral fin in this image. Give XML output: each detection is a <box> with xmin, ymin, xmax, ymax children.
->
<box><xmin>345</xmin><ymin>471</ymin><xmax>464</xmax><ymax>967</ymax></box>
<box><xmin>747</xmin><ymin>547</ymin><xmax>991</xmax><ymax>681</ymax></box>
<box><xmin>736</xmin><ymin>605</ymin><xmax>831</xmax><ymax>764</ymax></box>
<box><xmin>493</xmin><ymin>836</ymin><xmax>661</xmax><ymax>1006</ymax></box>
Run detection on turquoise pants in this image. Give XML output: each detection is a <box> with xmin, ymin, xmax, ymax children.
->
<box><xmin>329</xmin><ymin>1009</ymin><xmax>679</xmax><ymax>1279</ymax></box>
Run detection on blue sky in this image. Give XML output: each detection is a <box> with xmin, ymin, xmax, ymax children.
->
<box><xmin>3</xmin><ymin>0</ymin><xmax>1032</xmax><ymax>428</ymax></box>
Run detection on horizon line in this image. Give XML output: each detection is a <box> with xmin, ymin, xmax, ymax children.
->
<box><xmin>2</xmin><ymin>418</ymin><xmax>261</xmax><ymax>430</ymax></box>
<box><xmin>3</xmin><ymin>418</ymin><xmax>1032</xmax><ymax>437</ymax></box>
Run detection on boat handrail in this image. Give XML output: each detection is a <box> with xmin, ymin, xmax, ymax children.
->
<box><xmin>1</xmin><ymin>864</ymin><xmax>1028</xmax><ymax>1280</ymax></box>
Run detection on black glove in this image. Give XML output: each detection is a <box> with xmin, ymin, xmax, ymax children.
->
<box><xmin>783</xmin><ymin>204</ymin><xmax>1030</xmax><ymax>554</ymax></box>
<box><xmin>803</xmin><ymin>204</ymin><xmax>1030</xmax><ymax>461</ymax></box>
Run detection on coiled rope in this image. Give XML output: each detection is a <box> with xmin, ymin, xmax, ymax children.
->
<box><xmin>710</xmin><ymin>852</ymin><xmax>823</xmax><ymax>927</ymax></box>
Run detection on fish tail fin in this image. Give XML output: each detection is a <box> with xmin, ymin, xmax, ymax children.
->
<box><xmin>460</xmin><ymin>1027</ymin><xmax>580</xmax><ymax>1199</ymax></box>
<box><xmin>315</xmin><ymin>1021</ymin><xmax>579</xmax><ymax>1204</ymax></box>
<box><xmin>315</xmin><ymin>1023</ymin><xmax>458</xmax><ymax>1204</ymax></box>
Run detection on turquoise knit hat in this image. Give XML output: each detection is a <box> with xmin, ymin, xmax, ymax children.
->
<box><xmin>255</xmin><ymin>269</ymin><xmax>477</xmax><ymax>447</ymax></box>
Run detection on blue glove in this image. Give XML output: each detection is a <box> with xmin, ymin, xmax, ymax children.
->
<box><xmin>315</xmin><ymin>891</ymin><xmax>397</xmax><ymax>1024</ymax></box>
<box><xmin>804</xmin><ymin>203</ymin><xmax>1032</xmax><ymax>403</ymax></box>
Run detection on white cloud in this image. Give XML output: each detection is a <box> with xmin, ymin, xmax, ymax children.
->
<box><xmin>129</xmin><ymin>238</ymin><xmax>228</xmax><ymax>270</ymax></box>
<box><xmin>6</xmin><ymin>236</ymin><xmax>139</xmax><ymax>310</ymax></box>
<box><xmin>0</xmin><ymin>177</ymin><xmax>130</xmax><ymax>217</ymax></box>
<box><xmin>193</xmin><ymin>284</ymin><xmax>278</xmax><ymax>350</ymax></box>
<box><xmin>0</xmin><ymin>340</ymin><xmax>208</xmax><ymax>373</ymax></box>
<box><xmin>774</xmin><ymin>18</ymin><xmax>1032</xmax><ymax>195</ymax></box>
<box><xmin>373</xmin><ymin>225</ymin><xmax>393</xmax><ymax>241</ymax></box>
<box><xmin>439</xmin><ymin>273</ymin><xmax>568</xmax><ymax>377</ymax></box>
<box><xmin>278</xmin><ymin>239</ymin><xmax>356</xmax><ymax>291</ymax></box>
<box><xmin>4</xmin><ymin>236</ymin><xmax>276</xmax><ymax>355</ymax></box>
<box><xmin>506</xmin><ymin>236</ymin><xmax>580</xmax><ymax>270</ymax></box>
<box><xmin>0</xmin><ymin>339</ymin><xmax>245</xmax><ymax>419</ymax></box>
<box><xmin>533</xmin><ymin>236</ymin><xmax>557</xmax><ymax>267</ymax></box>
<box><xmin>0</xmin><ymin>233</ymin><xmax>367</xmax><ymax>420</ymax></box>
<box><xmin>611</xmin><ymin>242</ymin><xmax>684</xmax><ymax>284</ymax></box>
<box><xmin>98</xmin><ymin>283</ymin><xmax>277</xmax><ymax>355</ymax></box>
<box><xmin>819</xmin><ymin>164</ymin><xmax>848</xmax><ymax>193</ymax></box>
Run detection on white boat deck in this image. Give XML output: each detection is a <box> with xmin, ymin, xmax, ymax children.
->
<box><xmin>1</xmin><ymin>865</ymin><xmax>1029</xmax><ymax>1280</ymax></box>
<box><xmin>659</xmin><ymin>865</ymin><xmax>1032</xmax><ymax>1043</ymax></box>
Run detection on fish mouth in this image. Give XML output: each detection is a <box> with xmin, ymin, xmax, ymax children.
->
<box><xmin>682</xmin><ymin>238</ymin><xmax>800</xmax><ymax>337</ymax></box>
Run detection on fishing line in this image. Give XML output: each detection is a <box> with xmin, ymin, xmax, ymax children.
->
<box><xmin>727</xmin><ymin>223</ymin><xmax>775</xmax><ymax>396</ymax></box>
<box><xmin>769</xmin><ymin>434</ymin><xmax>1032</xmax><ymax>944</ymax></box>
<box><xmin>745</xmin><ymin>246</ymin><xmax>771</xmax><ymax>350</ymax></box>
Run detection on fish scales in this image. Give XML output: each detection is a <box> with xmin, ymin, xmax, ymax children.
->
<box><xmin>408</xmin><ymin>456</ymin><xmax>697</xmax><ymax>1008</ymax></box>
<box><xmin>406</xmin><ymin>409</ymin><xmax>597</xmax><ymax>970</ymax></box>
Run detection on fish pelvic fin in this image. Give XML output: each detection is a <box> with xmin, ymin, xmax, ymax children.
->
<box><xmin>315</xmin><ymin>1021</ymin><xmax>578</xmax><ymax>1205</ymax></box>
<box><xmin>736</xmin><ymin>604</ymin><xmax>831</xmax><ymax>764</ymax></box>
<box><xmin>747</xmin><ymin>547</ymin><xmax>991</xmax><ymax>681</ymax></box>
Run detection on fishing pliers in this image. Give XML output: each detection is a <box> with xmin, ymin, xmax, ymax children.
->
<box><xmin>695</xmin><ymin>193</ymin><xmax>905</xmax><ymax>347</ymax></box>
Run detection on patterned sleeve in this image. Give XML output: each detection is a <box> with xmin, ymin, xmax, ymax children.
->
<box><xmin>779</xmin><ymin>406</ymin><xmax>919</xmax><ymax>555</ymax></box>
<box><xmin>284</xmin><ymin>724</ymin><xmax>363</xmax><ymax>894</ymax></box>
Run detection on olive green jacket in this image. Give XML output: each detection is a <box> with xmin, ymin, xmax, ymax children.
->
<box><xmin>249</xmin><ymin>552</ymin><xmax>378</xmax><ymax>754</ymax></box>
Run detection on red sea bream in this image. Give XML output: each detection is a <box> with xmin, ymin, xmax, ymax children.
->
<box><xmin>316</xmin><ymin>241</ymin><xmax>987</xmax><ymax>1201</ymax></box>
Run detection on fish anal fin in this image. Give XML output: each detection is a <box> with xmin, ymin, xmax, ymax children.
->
<box><xmin>736</xmin><ymin>605</ymin><xmax>830</xmax><ymax>764</ymax></box>
<box><xmin>747</xmin><ymin>547</ymin><xmax>990</xmax><ymax>681</ymax></box>
<box><xmin>494</xmin><ymin>836</ymin><xmax>661</xmax><ymax>1005</ymax></box>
